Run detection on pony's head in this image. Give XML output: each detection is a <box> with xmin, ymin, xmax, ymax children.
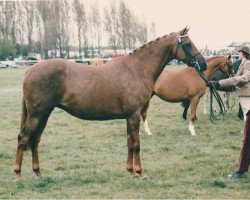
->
<box><xmin>210</xmin><ymin>55</ymin><xmax>234</xmax><ymax>81</ymax></box>
<box><xmin>219</xmin><ymin>55</ymin><xmax>234</xmax><ymax>77</ymax></box>
<box><xmin>172</xmin><ymin>27</ymin><xmax>207</xmax><ymax>71</ymax></box>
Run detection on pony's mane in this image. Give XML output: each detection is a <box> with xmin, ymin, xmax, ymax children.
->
<box><xmin>129</xmin><ymin>33</ymin><xmax>172</xmax><ymax>55</ymax></box>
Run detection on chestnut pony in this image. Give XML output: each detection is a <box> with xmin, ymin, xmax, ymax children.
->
<box><xmin>14</xmin><ymin>27</ymin><xmax>206</xmax><ymax>179</ymax></box>
<box><xmin>142</xmin><ymin>55</ymin><xmax>234</xmax><ymax>136</ymax></box>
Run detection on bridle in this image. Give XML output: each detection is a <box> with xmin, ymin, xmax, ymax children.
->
<box><xmin>175</xmin><ymin>34</ymin><xmax>202</xmax><ymax>70</ymax></box>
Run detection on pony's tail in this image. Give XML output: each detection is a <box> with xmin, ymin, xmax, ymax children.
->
<box><xmin>20</xmin><ymin>97</ymin><xmax>30</xmax><ymax>151</ymax></box>
<box><xmin>181</xmin><ymin>100</ymin><xmax>190</xmax><ymax>120</ymax></box>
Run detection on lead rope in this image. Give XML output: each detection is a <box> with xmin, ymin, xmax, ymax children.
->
<box><xmin>195</xmin><ymin>67</ymin><xmax>226</xmax><ymax>124</ymax></box>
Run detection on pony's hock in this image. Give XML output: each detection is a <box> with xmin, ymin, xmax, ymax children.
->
<box><xmin>14</xmin><ymin>27</ymin><xmax>206</xmax><ymax>179</ymax></box>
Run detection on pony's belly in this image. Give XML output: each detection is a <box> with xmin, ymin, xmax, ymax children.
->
<box><xmin>57</xmin><ymin>104</ymin><xmax>127</xmax><ymax>120</ymax></box>
<box><xmin>156</xmin><ymin>91</ymin><xmax>189</xmax><ymax>102</ymax></box>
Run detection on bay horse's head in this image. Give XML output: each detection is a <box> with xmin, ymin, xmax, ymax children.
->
<box><xmin>172</xmin><ymin>27</ymin><xmax>207</xmax><ymax>71</ymax></box>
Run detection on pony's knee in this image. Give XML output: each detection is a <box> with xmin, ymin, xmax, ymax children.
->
<box><xmin>133</xmin><ymin>144</ymin><xmax>140</xmax><ymax>154</ymax></box>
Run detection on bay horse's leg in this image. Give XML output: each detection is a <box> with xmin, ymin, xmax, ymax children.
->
<box><xmin>188</xmin><ymin>97</ymin><xmax>200</xmax><ymax>136</ymax></box>
<box><xmin>181</xmin><ymin>100</ymin><xmax>190</xmax><ymax>120</ymax></box>
<box><xmin>126</xmin><ymin>113</ymin><xmax>147</xmax><ymax>179</ymax></box>
<box><xmin>203</xmin><ymin>90</ymin><xmax>208</xmax><ymax>114</ymax></box>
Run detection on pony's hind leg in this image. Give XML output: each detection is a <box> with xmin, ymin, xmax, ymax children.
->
<box><xmin>31</xmin><ymin>115</ymin><xmax>50</xmax><ymax>176</ymax></box>
<box><xmin>14</xmin><ymin>115</ymin><xmax>39</xmax><ymax>179</ymax></box>
<box><xmin>14</xmin><ymin>114</ymin><xmax>48</xmax><ymax>179</ymax></box>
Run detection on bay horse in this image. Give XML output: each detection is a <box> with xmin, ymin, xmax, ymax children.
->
<box><xmin>14</xmin><ymin>27</ymin><xmax>207</xmax><ymax>179</ymax></box>
<box><xmin>142</xmin><ymin>55</ymin><xmax>233</xmax><ymax>136</ymax></box>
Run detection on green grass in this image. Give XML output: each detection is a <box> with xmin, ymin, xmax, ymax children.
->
<box><xmin>0</xmin><ymin>66</ymin><xmax>249</xmax><ymax>199</ymax></box>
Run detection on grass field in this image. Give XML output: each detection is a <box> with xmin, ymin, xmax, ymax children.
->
<box><xmin>0</xmin><ymin>66</ymin><xmax>249</xmax><ymax>199</ymax></box>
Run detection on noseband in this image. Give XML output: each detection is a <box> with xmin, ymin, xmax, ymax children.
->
<box><xmin>175</xmin><ymin>34</ymin><xmax>202</xmax><ymax>70</ymax></box>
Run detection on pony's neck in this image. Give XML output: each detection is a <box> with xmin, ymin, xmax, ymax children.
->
<box><xmin>128</xmin><ymin>33</ymin><xmax>176</xmax><ymax>82</ymax></box>
<box><xmin>204</xmin><ymin>57</ymin><xmax>223</xmax><ymax>79</ymax></box>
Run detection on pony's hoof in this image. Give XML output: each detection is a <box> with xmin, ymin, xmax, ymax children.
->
<box><xmin>127</xmin><ymin>168</ymin><xmax>140</xmax><ymax>178</ymax></box>
<box><xmin>137</xmin><ymin>171</ymin><xmax>148</xmax><ymax>180</ymax></box>
<box><xmin>16</xmin><ymin>174</ymin><xmax>21</xmax><ymax>180</ymax></box>
<box><xmin>33</xmin><ymin>168</ymin><xmax>41</xmax><ymax>177</ymax></box>
<box><xmin>14</xmin><ymin>168</ymin><xmax>21</xmax><ymax>180</ymax></box>
<box><xmin>131</xmin><ymin>173</ymin><xmax>140</xmax><ymax>179</ymax></box>
<box><xmin>140</xmin><ymin>174</ymin><xmax>149</xmax><ymax>180</ymax></box>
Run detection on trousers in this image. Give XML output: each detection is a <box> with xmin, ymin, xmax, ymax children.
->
<box><xmin>239</xmin><ymin>97</ymin><xmax>250</xmax><ymax>120</ymax></box>
<box><xmin>237</xmin><ymin>110</ymin><xmax>250</xmax><ymax>173</ymax></box>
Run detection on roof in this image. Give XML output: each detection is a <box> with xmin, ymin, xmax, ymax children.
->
<box><xmin>228</xmin><ymin>42</ymin><xmax>250</xmax><ymax>48</ymax></box>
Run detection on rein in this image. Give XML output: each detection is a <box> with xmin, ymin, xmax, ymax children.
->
<box><xmin>195</xmin><ymin>64</ymin><xmax>226</xmax><ymax>124</ymax></box>
<box><xmin>176</xmin><ymin>34</ymin><xmax>226</xmax><ymax>123</ymax></box>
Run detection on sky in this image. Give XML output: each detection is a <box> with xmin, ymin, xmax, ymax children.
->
<box><xmin>89</xmin><ymin>0</ymin><xmax>250</xmax><ymax>50</ymax></box>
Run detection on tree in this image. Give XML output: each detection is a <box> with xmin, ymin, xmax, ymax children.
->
<box><xmin>136</xmin><ymin>20</ymin><xmax>148</xmax><ymax>45</ymax></box>
<box><xmin>73</xmin><ymin>0</ymin><xmax>88</xmax><ymax>59</ymax></box>
<box><xmin>0</xmin><ymin>39</ymin><xmax>16</xmax><ymax>60</ymax></box>
<box><xmin>149</xmin><ymin>21</ymin><xmax>156</xmax><ymax>40</ymax></box>
<box><xmin>36</xmin><ymin>1</ymin><xmax>52</xmax><ymax>58</ymax></box>
<box><xmin>89</xmin><ymin>3</ymin><xmax>102</xmax><ymax>57</ymax></box>
<box><xmin>104</xmin><ymin>2</ymin><xmax>120</xmax><ymax>53</ymax></box>
<box><xmin>23</xmin><ymin>1</ymin><xmax>35</xmax><ymax>52</ymax></box>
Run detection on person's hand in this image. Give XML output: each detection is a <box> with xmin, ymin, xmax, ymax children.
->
<box><xmin>209</xmin><ymin>80</ymin><xmax>221</xmax><ymax>90</ymax></box>
<box><xmin>224</xmin><ymin>86</ymin><xmax>235</xmax><ymax>92</ymax></box>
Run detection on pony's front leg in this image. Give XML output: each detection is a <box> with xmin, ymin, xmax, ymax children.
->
<box><xmin>126</xmin><ymin>113</ymin><xmax>147</xmax><ymax>179</ymax></box>
<box><xmin>189</xmin><ymin>98</ymin><xmax>200</xmax><ymax>136</ymax></box>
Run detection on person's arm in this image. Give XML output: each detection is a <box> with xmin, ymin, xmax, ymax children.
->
<box><xmin>219</xmin><ymin>62</ymin><xmax>250</xmax><ymax>87</ymax></box>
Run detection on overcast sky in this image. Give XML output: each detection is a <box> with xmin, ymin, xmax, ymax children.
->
<box><xmin>88</xmin><ymin>0</ymin><xmax>250</xmax><ymax>50</ymax></box>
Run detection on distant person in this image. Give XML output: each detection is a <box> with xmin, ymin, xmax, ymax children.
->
<box><xmin>210</xmin><ymin>46</ymin><xmax>250</xmax><ymax>179</ymax></box>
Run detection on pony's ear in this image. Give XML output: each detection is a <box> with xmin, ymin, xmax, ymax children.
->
<box><xmin>180</xmin><ymin>26</ymin><xmax>190</xmax><ymax>35</ymax></box>
<box><xmin>228</xmin><ymin>55</ymin><xmax>231</xmax><ymax>60</ymax></box>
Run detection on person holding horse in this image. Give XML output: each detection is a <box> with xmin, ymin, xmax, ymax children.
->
<box><xmin>211</xmin><ymin>46</ymin><xmax>250</xmax><ymax>179</ymax></box>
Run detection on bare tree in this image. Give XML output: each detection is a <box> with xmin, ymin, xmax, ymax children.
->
<box><xmin>136</xmin><ymin>20</ymin><xmax>148</xmax><ymax>45</ymax></box>
<box><xmin>50</xmin><ymin>0</ymin><xmax>70</xmax><ymax>58</ymax></box>
<box><xmin>89</xmin><ymin>3</ymin><xmax>102</xmax><ymax>57</ymax></box>
<box><xmin>104</xmin><ymin>2</ymin><xmax>120</xmax><ymax>53</ymax></box>
<box><xmin>0</xmin><ymin>1</ymin><xmax>17</xmax><ymax>42</ymax></box>
<box><xmin>23</xmin><ymin>1</ymin><xmax>35</xmax><ymax>52</ymax></box>
<box><xmin>149</xmin><ymin>21</ymin><xmax>156</xmax><ymax>40</ymax></box>
<box><xmin>118</xmin><ymin>1</ymin><xmax>128</xmax><ymax>51</ymax></box>
<box><xmin>36</xmin><ymin>1</ymin><xmax>52</xmax><ymax>58</ymax></box>
<box><xmin>118</xmin><ymin>1</ymin><xmax>138</xmax><ymax>51</ymax></box>
<box><xmin>73</xmin><ymin>0</ymin><xmax>88</xmax><ymax>58</ymax></box>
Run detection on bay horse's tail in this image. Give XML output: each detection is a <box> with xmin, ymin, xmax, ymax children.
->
<box><xmin>181</xmin><ymin>100</ymin><xmax>190</xmax><ymax>120</ymax></box>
